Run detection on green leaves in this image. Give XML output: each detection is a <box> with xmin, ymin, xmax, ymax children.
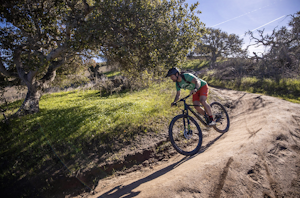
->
<box><xmin>90</xmin><ymin>0</ymin><xmax>205</xmax><ymax>73</ymax></box>
<box><xmin>1</xmin><ymin>0</ymin><xmax>205</xmax><ymax>113</ymax></box>
<box><xmin>194</xmin><ymin>28</ymin><xmax>245</xmax><ymax>65</ymax></box>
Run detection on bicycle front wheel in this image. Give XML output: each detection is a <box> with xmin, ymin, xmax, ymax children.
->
<box><xmin>210</xmin><ymin>102</ymin><xmax>230</xmax><ymax>133</ymax></box>
<box><xmin>169</xmin><ymin>114</ymin><xmax>202</xmax><ymax>156</ymax></box>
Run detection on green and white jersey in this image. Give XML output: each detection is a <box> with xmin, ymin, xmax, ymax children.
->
<box><xmin>176</xmin><ymin>73</ymin><xmax>207</xmax><ymax>91</ymax></box>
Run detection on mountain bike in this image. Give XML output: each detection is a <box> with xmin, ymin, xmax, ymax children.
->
<box><xmin>168</xmin><ymin>94</ymin><xmax>230</xmax><ymax>156</ymax></box>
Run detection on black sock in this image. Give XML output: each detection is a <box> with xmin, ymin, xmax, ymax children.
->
<box><xmin>209</xmin><ymin>115</ymin><xmax>214</xmax><ymax>121</ymax></box>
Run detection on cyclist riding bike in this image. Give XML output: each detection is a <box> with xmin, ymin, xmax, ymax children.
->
<box><xmin>166</xmin><ymin>67</ymin><xmax>216</xmax><ymax>126</ymax></box>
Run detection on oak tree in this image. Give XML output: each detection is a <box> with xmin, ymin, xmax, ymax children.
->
<box><xmin>0</xmin><ymin>0</ymin><xmax>204</xmax><ymax>116</ymax></box>
<box><xmin>245</xmin><ymin>11</ymin><xmax>300</xmax><ymax>80</ymax></box>
<box><xmin>194</xmin><ymin>28</ymin><xmax>245</xmax><ymax>66</ymax></box>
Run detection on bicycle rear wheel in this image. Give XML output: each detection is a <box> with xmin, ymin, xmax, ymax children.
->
<box><xmin>169</xmin><ymin>114</ymin><xmax>202</xmax><ymax>156</ymax></box>
<box><xmin>210</xmin><ymin>102</ymin><xmax>230</xmax><ymax>133</ymax></box>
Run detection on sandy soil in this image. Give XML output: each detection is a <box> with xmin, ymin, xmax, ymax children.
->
<box><xmin>75</xmin><ymin>87</ymin><xmax>300</xmax><ymax>198</ymax></box>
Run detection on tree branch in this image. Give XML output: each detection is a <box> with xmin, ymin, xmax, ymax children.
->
<box><xmin>46</xmin><ymin>44</ymin><xmax>67</xmax><ymax>61</ymax></box>
<box><xmin>83</xmin><ymin>0</ymin><xmax>94</xmax><ymax>15</ymax></box>
<box><xmin>14</xmin><ymin>48</ymin><xmax>29</xmax><ymax>85</ymax></box>
<box><xmin>0</xmin><ymin>57</ymin><xmax>18</xmax><ymax>78</ymax></box>
<box><xmin>40</xmin><ymin>56</ymin><xmax>70</xmax><ymax>86</ymax></box>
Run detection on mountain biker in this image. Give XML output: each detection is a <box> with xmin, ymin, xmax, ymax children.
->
<box><xmin>166</xmin><ymin>67</ymin><xmax>216</xmax><ymax>126</ymax></box>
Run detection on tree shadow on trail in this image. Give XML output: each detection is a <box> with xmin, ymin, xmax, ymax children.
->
<box><xmin>96</xmin><ymin>132</ymin><xmax>225</xmax><ymax>198</ymax></box>
<box><xmin>97</xmin><ymin>156</ymin><xmax>190</xmax><ymax>198</ymax></box>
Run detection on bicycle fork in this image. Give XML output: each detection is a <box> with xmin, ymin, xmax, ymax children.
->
<box><xmin>182</xmin><ymin>110</ymin><xmax>192</xmax><ymax>138</ymax></box>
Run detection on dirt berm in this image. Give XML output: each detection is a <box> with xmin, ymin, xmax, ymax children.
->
<box><xmin>83</xmin><ymin>88</ymin><xmax>300</xmax><ymax>198</ymax></box>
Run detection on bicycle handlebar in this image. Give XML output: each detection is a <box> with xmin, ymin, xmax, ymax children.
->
<box><xmin>180</xmin><ymin>94</ymin><xmax>192</xmax><ymax>101</ymax></box>
<box><xmin>173</xmin><ymin>94</ymin><xmax>192</xmax><ymax>106</ymax></box>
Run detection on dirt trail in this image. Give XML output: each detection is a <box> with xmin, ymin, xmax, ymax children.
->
<box><xmin>80</xmin><ymin>88</ymin><xmax>300</xmax><ymax>198</ymax></box>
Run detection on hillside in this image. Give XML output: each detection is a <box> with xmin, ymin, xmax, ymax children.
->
<box><xmin>82</xmin><ymin>87</ymin><xmax>300</xmax><ymax>198</ymax></box>
<box><xmin>1</xmin><ymin>71</ymin><xmax>300</xmax><ymax>197</ymax></box>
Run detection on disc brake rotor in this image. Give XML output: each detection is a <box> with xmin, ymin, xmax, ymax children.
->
<box><xmin>184</xmin><ymin>129</ymin><xmax>193</xmax><ymax>139</ymax></box>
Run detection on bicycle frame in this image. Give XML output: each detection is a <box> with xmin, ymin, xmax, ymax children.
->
<box><xmin>178</xmin><ymin>95</ymin><xmax>208</xmax><ymax>126</ymax></box>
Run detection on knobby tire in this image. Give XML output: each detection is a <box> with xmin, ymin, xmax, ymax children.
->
<box><xmin>210</xmin><ymin>102</ymin><xmax>230</xmax><ymax>133</ymax></box>
<box><xmin>169</xmin><ymin>114</ymin><xmax>202</xmax><ymax>156</ymax></box>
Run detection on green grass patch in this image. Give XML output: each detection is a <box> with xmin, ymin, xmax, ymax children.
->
<box><xmin>0</xmin><ymin>80</ymin><xmax>181</xmax><ymax>196</ymax></box>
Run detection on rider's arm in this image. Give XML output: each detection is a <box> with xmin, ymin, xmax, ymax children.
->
<box><xmin>171</xmin><ymin>91</ymin><xmax>181</xmax><ymax>106</ymax></box>
<box><xmin>190</xmin><ymin>78</ymin><xmax>201</xmax><ymax>94</ymax></box>
<box><xmin>174</xmin><ymin>90</ymin><xmax>181</xmax><ymax>103</ymax></box>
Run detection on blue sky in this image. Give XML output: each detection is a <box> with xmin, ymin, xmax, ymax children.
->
<box><xmin>187</xmin><ymin>0</ymin><xmax>300</xmax><ymax>55</ymax></box>
<box><xmin>2</xmin><ymin>0</ymin><xmax>299</xmax><ymax>59</ymax></box>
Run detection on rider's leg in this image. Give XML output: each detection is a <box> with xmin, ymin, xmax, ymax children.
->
<box><xmin>193</xmin><ymin>84</ymin><xmax>212</xmax><ymax>116</ymax></box>
<box><xmin>193</xmin><ymin>100</ymin><xmax>205</xmax><ymax>115</ymax></box>
<box><xmin>200</xmin><ymin>96</ymin><xmax>213</xmax><ymax>116</ymax></box>
<box><xmin>195</xmin><ymin>84</ymin><xmax>215</xmax><ymax>125</ymax></box>
<box><xmin>200</xmin><ymin>95</ymin><xmax>216</xmax><ymax>125</ymax></box>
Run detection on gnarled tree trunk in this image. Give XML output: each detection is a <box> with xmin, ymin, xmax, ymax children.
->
<box><xmin>10</xmin><ymin>50</ymin><xmax>63</xmax><ymax>117</ymax></box>
<box><xmin>15</xmin><ymin>84</ymin><xmax>41</xmax><ymax>116</ymax></box>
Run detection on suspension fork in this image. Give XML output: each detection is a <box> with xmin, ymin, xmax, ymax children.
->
<box><xmin>182</xmin><ymin>101</ymin><xmax>191</xmax><ymax>131</ymax></box>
